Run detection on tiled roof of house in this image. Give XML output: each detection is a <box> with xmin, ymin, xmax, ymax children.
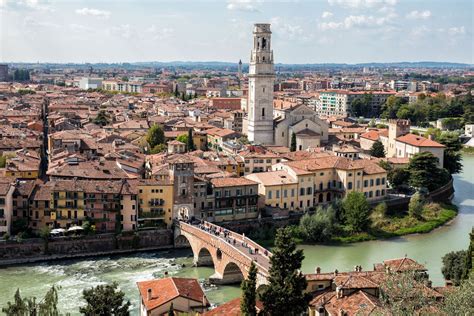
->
<box><xmin>211</xmin><ymin>177</ymin><xmax>257</xmax><ymax>188</ymax></box>
<box><xmin>136</xmin><ymin>277</ymin><xmax>208</xmax><ymax>312</ymax></box>
<box><xmin>396</xmin><ymin>133</ymin><xmax>445</xmax><ymax>148</ymax></box>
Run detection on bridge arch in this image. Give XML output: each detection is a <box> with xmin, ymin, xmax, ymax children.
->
<box><xmin>196</xmin><ymin>247</ymin><xmax>215</xmax><ymax>267</ymax></box>
<box><xmin>220</xmin><ymin>261</ymin><xmax>245</xmax><ymax>284</ymax></box>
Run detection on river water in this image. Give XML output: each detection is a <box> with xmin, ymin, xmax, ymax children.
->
<box><xmin>0</xmin><ymin>156</ymin><xmax>472</xmax><ymax>315</ymax></box>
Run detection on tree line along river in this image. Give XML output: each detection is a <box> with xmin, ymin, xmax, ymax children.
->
<box><xmin>0</xmin><ymin>155</ymin><xmax>472</xmax><ymax>315</ymax></box>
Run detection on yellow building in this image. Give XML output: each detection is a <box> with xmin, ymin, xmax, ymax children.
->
<box><xmin>137</xmin><ymin>179</ymin><xmax>174</xmax><ymax>229</ymax></box>
<box><xmin>4</xmin><ymin>150</ymin><xmax>40</xmax><ymax>179</ymax></box>
<box><xmin>248</xmin><ymin>156</ymin><xmax>388</xmax><ymax>212</ymax></box>
<box><xmin>49</xmin><ymin>181</ymin><xmax>86</xmax><ymax>229</ymax></box>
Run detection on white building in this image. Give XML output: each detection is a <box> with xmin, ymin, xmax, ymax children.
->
<box><xmin>465</xmin><ymin>124</ymin><xmax>474</xmax><ymax>137</ymax></box>
<box><xmin>316</xmin><ymin>90</ymin><xmax>349</xmax><ymax>117</ymax></box>
<box><xmin>79</xmin><ymin>77</ymin><xmax>102</xmax><ymax>90</ymax></box>
<box><xmin>247</xmin><ymin>23</ymin><xmax>275</xmax><ymax>145</ymax></box>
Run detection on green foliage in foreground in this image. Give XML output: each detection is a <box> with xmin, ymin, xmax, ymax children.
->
<box><xmin>2</xmin><ymin>286</ymin><xmax>60</xmax><ymax>316</ymax></box>
<box><xmin>80</xmin><ymin>282</ymin><xmax>130</xmax><ymax>315</ymax></box>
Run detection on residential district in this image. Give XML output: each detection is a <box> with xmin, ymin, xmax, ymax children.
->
<box><xmin>0</xmin><ymin>24</ymin><xmax>473</xmax><ymax>315</ymax></box>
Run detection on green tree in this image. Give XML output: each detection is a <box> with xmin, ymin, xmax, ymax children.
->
<box><xmin>381</xmin><ymin>96</ymin><xmax>407</xmax><ymax>119</ymax></box>
<box><xmin>80</xmin><ymin>282</ymin><xmax>131</xmax><ymax>315</ymax></box>
<box><xmin>290</xmin><ymin>132</ymin><xmax>297</xmax><ymax>152</ymax></box>
<box><xmin>438</xmin><ymin>131</ymin><xmax>463</xmax><ymax>174</ymax></box>
<box><xmin>369</xmin><ymin>140</ymin><xmax>385</xmax><ymax>158</ymax></box>
<box><xmin>407</xmin><ymin>152</ymin><xmax>449</xmax><ymax>191</ymax></box>
<box><xmin>464</xmin><ymin>228</ymin><xmax>474</xmax><ymax>279</ymax></box>
<box><xmin>187</xmin><ymin>129</ymin><xmax>195</xmax><ymax>152</ymax></box>
<box><xmin>388</xmin><ymin>167</ymin><xmax>410</xmax><ymax>189</ymax></box>
<box><xmin>93</xmin><ymin>110</ymin><xmax>110</xmax><ymax>126</ymax></box>
<box><xmin>2</xmin><ymin>286</ymin><xmax>60</xmax><ymax>316</ymax></box>
<box><xmin>168</xmin><ymin>302</ymin><xmax>174</xmax><ymax>316</ymax></box>
<box><xmin>146</xmin><ymin>124</ymin><xmax>165</xmax><ymax>149</ymax></box>
<box><xmin>0</xmin><ymin>155</ymin><xmax>6</xmax><ymax>168</ymax></box>
<box><xmin>176</xmin><ymin>133</ymin><xmax>188</xmax><ymax>144</ymax></box>
<box><xmin>341</xmin><ymin>192</ymin><xmax>370</xmax><ymax>232</ymax></box>
<box><xmin>39</xmin><ymin>226</ymin><xmax>51</xmax><ymax>255</ymax></box>
<box><xmin>150</xmin><ymin>144</ymin><xmax>167</xmax><ymax>154</ymax></box>
<box><xmin>442</xmin><ymin>250</ymin><xmax>468</xmax><ymax>286</ymax></box>
<box><xmin>261</xmin><ymin>227</ymin><xmax>311</xmax><ymax>316</ymax></box>
<box><xmin>241</xmin><ymin>261</ymin><xmax>258</xmax><ymax>316</ymax></box>
<box><xmin>441</xmin><ymin>277</ymin><xmax>474</xmax><ymax>315</ymax></box>
<box><xmin>379</xmin><ymin>271</ymin><xmax>437</xmax><ymax>315</ymax></box>
<box><xmin>299</xmin><ymin>206</ymin><xmax>335</xmax><ymax>242</ymax></box>
<box><xmin>174</xmin><ymin>85</ymin><xmax>179</xmax><ymax>97</ymax></box>
<box><xmin>408</xmin><ymin>192</ymin><xmax>424</xmax><ymax>219</ymax></box>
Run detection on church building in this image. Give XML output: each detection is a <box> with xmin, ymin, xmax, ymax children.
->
<box><xmin>243</xmin><ymin>23</ymin><xmax>328</xmax><ymax>150</ymax></box>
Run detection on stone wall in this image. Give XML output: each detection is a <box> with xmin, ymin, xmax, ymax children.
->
<box><xmin>0</xmin><ymin>229</ymin><xmax>173</xmax><ymax>265</ymax></box>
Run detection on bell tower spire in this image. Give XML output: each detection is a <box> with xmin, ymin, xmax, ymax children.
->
<box><xmin>247</xmin><ymin>23</ymin><xmax>275</xmax><ymax>145</ymax></box>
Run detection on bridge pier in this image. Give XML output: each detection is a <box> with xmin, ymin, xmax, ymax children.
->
<box><xmin>209</xmin><ymin>271</ymin><xmax>244</xmax><ymax>285</ymax></box>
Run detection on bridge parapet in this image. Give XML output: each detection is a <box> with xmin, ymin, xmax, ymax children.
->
<box><xmin>176</xmin><ymin>221</ymin><xmax>271</xmax><ymax>286</ymax></box>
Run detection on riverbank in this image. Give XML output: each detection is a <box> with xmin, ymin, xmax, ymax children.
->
<box><xmin>250</xmin><ymin>203</ymin><xmax>459</xmax><ymax>247</ymax></box>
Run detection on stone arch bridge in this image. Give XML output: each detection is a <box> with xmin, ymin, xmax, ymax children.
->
<box><xmin>174</xmin><ymin>221</ymin><xmax>272</xmax><ymax>287</ymax></box>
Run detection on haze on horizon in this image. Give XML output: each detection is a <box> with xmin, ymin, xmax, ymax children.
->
<box><xmin>0</xmin><ymin>0</ymin><xmax>472</xmax><ymax>64</ymax></box>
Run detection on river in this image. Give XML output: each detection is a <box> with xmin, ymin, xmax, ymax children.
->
<box><xmin>0</xmin><ymin>155</ymin><xmax>472</xmax><ymax>315</ymax></box>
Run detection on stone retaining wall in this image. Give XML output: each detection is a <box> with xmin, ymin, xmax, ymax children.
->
<box><xmin>0</xmin><ymin>229</ymin><xmax>173</xmax><ymax>266</ymax></box>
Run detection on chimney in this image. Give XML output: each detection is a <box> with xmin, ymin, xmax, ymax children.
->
<box><xmin>147</xmin><ymin>288</ymin><xmax>152</xmax><ymax>301</ymax></box>
<box><xmin>315</xmin><ymin>267</ymin><xmax>321</xmax><ymax>274</ymax></box>
<box><xmin>334</xmin><ymin>269</ymin><xmax>338</xmax><ymax>276</ymax></box>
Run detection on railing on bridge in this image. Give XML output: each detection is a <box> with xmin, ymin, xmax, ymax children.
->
<box><xmin>200</xmin><ymin>221</ymin><xmax>272</xmax><ymax>260</ymax></box>
<box><xmin>177</xmin><ymin>220</ymin><xmax>272</xmax><ymax>276</ymax></box>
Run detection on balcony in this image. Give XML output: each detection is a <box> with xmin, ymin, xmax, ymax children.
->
<box><xmin>139</xmin><ymin>211</ymin><xmax>165</xmax><ymax>219</ymax></box>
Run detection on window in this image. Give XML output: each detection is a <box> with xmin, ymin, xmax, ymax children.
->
<box><xmin>369</xmin><ymin>191</ymin><xmax>373</xmax><ymax>198</ymax></box>
<box><xmin>348</xmin><ymin>182</ymin><xmax>353</xmax><ymax>190</ymax></box>
<box><xmin>268</xmin><ymin>190</ymin><xmax>272</xmax><ymax>199</ymax></box>
<box><xmin>276</xmin><ymin>190</ymin><xmax>280</xmax><ymax>198</ymax></box>
<box><xmin>291</xmin><ymin>189</ymin><xmax>295</xmax><ymax>197</ymax></box>
<box><xmin>300</xmin><ymin>188</ymin><xmax>305</xmax><ymax>196</ymax></box>
<box><xmin>370</xmin><ymin>179</ymin><xmax>374</xmax><ymax>187</ymax></box>
<box><xmin>382</xmin><ymin>178</ymin><xmax>386</xmax><ymax>185</ymax></box>
<box><xmin>307</xmin><ymin>187</ymin><xmax>312</xmax><ymax>195</ymax></box>
<box><xmin>364</xmin><ymin>180</ymin><xmax>368</xmax><ymax>187</ymax></box>
<box><xmin>284</xmin><ymin>190</ymin><xmax>287</xmax><ymax>198</ymax></box>
<box><xmin>262</xmin><ymin>108</ymin><xmax>265</xmax><ymax>117</ymax></box>
<box><xmin>376</xmin><ymin>178</ymin><xmax>380</xmax><ymax>186</ymax></box>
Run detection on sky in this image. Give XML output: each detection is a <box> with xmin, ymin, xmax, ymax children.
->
<box><xmin>0</xmin><ymin>0</ymin><xmax>472</xmax><ymax>64</ymax></box>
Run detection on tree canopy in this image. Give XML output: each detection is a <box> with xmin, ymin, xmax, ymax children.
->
<box><xmin>341</xmin><ymin>191</ymin><xmax>371</xmax><ymax>232</ymax></box>
<box><xmin>442</xmin><ymin>250</ymin><xmax>468</xmax><ymax>286</ymax></box>
<box><xmin>79</xmin><ymin>282</ymin><xmax>130</xmax><ymax>315</ymax></box>
<box><xmin>241</xmin><ymin>261</ymin><xmax>258</xmax><ymax>316</ymax></box>
<box><xmin>290</xmin><ymin>133</ymin><xmax>297</xmax><ymax>152</ymax></box>
<box><xmin>407</xmin><ymin>152</ymin><xmax>450</xmax><ymax>191</ymax></box>
<box><xmin>2</xmin><ymin>286</ymin><xmax>60</xmax><ymax>316</ymax></box>
<box><xmin>146</xmin><ymin>124</ymin><xmax>165</xmax><ymax>149</ymax></box>
<box><xmin>370</xmin><ymin>140</ymin><xmax>386</xmax><ymax>158</ymax></box>
<box><xmin>261</xmin><ymin>227</ymin><xmax>311</xmax><ymax>316</ymax></box>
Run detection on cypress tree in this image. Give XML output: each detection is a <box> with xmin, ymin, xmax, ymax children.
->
<box><xmin>261</xmin><ymin>227</ymin><xmax>311</xmax><ymax>316</ymax></box>
<box><xmin>187</xmin><ymin>129</ymin><xmax>195</xmax><ymax>152</ymax></box>
<box><xmin>370</xmin><ymin>140</ymin><xmax>386</xmax><ymax>158</ymax></box>
<box><xmin>241</xmin><ymin>261</ymin><xmax>258</xmax><ymax>316</ymax></box>
<box><xmin>290</xmin><ymin>132</ymin><xmax>297</xmax><ymax>152</ymax></box>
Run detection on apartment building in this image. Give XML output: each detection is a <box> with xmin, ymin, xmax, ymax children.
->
<box><xmin>247</xmin><ymin>156</ymin><xmax>388</xmax><ymax>212</ymax></box>
<box><xmin>316</xmin><ymin>90</ymin><xmax>349</xmax><ymax>117</ymax></box>
<box><xmin>0</xmin><ymin>181</ymin><xmax>15</xmax><ymax>237</ymax></box>
<box><xmin>137</xmin><ymin>179</ymin><xmax>174</xmax><ymax>229</ymax></box>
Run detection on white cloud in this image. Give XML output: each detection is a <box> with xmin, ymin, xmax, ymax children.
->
<box><xmin>107</xmin><ymin>24</ymin><xmax>133</xmax><ymax>39</ymax></box>
<box><xmin>409</xmin><ymin>25</ymin><xmax>430</xmax><ymax>39</ymax></box>
<box><xmin>75</xmin><ymin>7</ymin><xmax>111</xmax><ymax>18</ymax></box>
<box><xmin>318</xmin><ymin>12</ymin><xmax>397</xmax><ymax>30</ymax></box>
<box><xmin>23</xmin><ymin>16</ymin><xmax>59</xmax><ymax>29</ymax></box>
<box><xmin>146</xmin><ymin>25</ymin><xmax>174</xmax><ymax>40</ymax></box>
<box><xmin>1</xmin><ymin>0</ymin><xmax>52</xmax><ymax>11</ymax></box>
<box><xmin>448</xmin><ymin>26</ymin><xmax>465</xmax><ymax>35</ymax></box>
<box><xmin>322</xmin><ymin>11</ymin><xmax>333</xmax><ymax>19</ymax></box>
<box><xmin>226</xmin><ymin>0</ymin><xmax>261</xmax><ymax>12</ymax></box>
<box><xmin>270</xmin><ymin>17</ymin><xmax>304</xmax><ymax>40</ymax></box>
<box><xmin>406</xmin><ymin>10</ymin><xmax>431</xmax><ymax>20</ymax></box>
<box><xmin>328</xmin><ymin>0</ymin><xmax>397</xmax><ymax>9</ymax></box>
<box><xmin>69</xmin><ymin>24</ymin><xmax>93</xmax><ymax>32</ymax></box>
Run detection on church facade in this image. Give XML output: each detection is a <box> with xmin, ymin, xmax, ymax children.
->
<box><xmin>244</xmin><ymin>23</ymin><xmax>328</xmax><ymax>150</ymax></box>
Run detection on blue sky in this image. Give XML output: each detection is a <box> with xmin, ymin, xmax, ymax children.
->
<box><xmin>0</xmin><ymin>0</ymin><xmax>472</xmax><ymax>64</ymax></box>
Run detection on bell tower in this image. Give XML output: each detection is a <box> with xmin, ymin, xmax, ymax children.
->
<box><xmin>247</xmin><ymin>23</ymin><xmax>275</xmax><ymax>145</ymax></box>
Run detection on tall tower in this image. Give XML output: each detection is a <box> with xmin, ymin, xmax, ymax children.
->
<box><xmin>238</xmin><ymin>59</ymin><xmax>243</xmax><ymax>78</ymax></box>
<box><xmin>247</xmin><ymin>23</ymin><xmax>275</xmax><ymax>145</ymax></box>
